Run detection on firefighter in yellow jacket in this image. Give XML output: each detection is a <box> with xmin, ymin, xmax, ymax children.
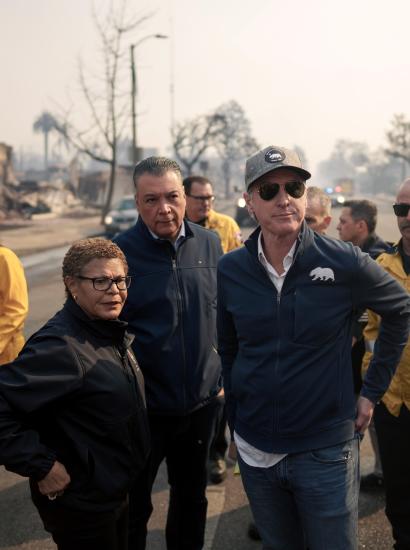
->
<box><xmin>183</xmin><ymin>174</ymin><xmax>242</xmax><ymax>484</ymax></box>
<box><xmin>0</xmin><ymin>245</ymin><xmax>29</xmax><ymax>365</ymax></box>
<box><xmin>362</xmin><ymin>179</ymin><xmax>410</xmax><ymax>549</ymax></box>
<box><xmin>183</xmin><ymin>175</ymin><xmax>242</xmax><ymax>253</ymax></box>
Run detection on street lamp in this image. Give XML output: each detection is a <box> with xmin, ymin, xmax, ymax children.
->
<box><xmin>130</xmin><ymin>33</ymin><xmax>168</xmax><ymax>164</ymax></box>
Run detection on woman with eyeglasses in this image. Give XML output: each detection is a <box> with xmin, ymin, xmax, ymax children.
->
<box><xmin>0</xmin><ymin>237</ymin><xmax>150</xmax><ymax>550</ymax></box>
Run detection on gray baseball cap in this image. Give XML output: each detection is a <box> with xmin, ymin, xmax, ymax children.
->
<box><xmin>245</xmin><ymin>145</ymin><xmax>311</xmax><ymax>189</ymax></box>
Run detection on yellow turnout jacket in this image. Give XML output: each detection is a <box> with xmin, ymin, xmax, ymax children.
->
<box><xmin>362</xmin><ymin>245</ymin><xmax>410</xmax><ymax>416</ymax></box>
<box><xmin>0</xmin><ymin>246</ymin><xmax>29</xmax><ymax>365</ymax></box>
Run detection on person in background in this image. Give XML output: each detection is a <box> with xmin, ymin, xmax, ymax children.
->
<box><xmin>115</xmin><ymin>157</ymin><xmax>223</xmax><ymax>550</ymax></box>
<box><xmin>337</xmin><ymin>199</ymin><xmax>390</xmax><ymax>489</ymax></box>
<box><xmin>305</xmin><ymin>186</ymin><xmax>332</xmax><ymax>234</ymax></box>
<box><xmin>0</xmin><ymin>237</ymin><xmax>150</xmax><ymax>550</ymax></box>
<box><xmin>183</xmin><ymin>175</ymin><xmax>242</xmax><ymax>254</ymax></box>
<box><xmin>183</xmin><ymin>174</ymin><xmax>242</xmax><ymax>485</ymax></box>
<box><xmin>337</xmin><ymin>199</ymin><xmax>389</xmax><ymax>258</ymax></box>
<box><xmin>362</xmin><ymin>179</ymin><xmax>410</xmax><ymax>549</ymax></box>
<box><xmin>217</xmin><ymin>145</ymin><xmax>410</xmax><ymax>550</ymax></box>
<box><xmin>0</xmin><ymin>244</ymin><xmax>28</xmax><ymax>365</ymax></box>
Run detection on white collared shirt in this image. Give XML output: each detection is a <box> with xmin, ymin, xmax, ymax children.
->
<box><xmin>148</xmin><ymin>222</ymin><xmax>186</xmax><ymax>250</ymax></box>
<box><xmin>234</xmin><ymin>233</ymin><xmax>297</xmax><ymax>468</ymax></box>
<box><xmin>257</xmin><ymin>232</ymin><xmax>297</xmax><ymax>293</ymax></box>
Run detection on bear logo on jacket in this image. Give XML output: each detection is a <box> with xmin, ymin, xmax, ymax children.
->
<box><xmin>309</xmin><ymin>267</ymin><xmax>335</xmax><ymax>282</ymax></box>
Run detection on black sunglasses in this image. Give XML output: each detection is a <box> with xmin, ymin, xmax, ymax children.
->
<box><xmin>255</xmin><ymin>181</ymin><xmax>306</xmax><ymax>201</ymax></box>
<box><xmin>393</xmin><ymin>203</ymin><xmax>410</xmax><ymax>217</ymax></box>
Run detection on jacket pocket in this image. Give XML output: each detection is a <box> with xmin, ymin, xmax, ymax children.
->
<box><xmin>63</xmin><ymin>445</ymin><xmax>94</xmax><ymax>495</ymax></box>
<box><xmin>310</xmin><ymin>439</ymin><xmax>354</xmax><ymax>464</ymax></box>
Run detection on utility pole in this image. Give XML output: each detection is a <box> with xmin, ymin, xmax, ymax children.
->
<box><xmin>130</xmin><ymin>34</ymin><xmax>168</xmax><ymax>165</ymax></box>
<box><xmin>169</xmin><ymin>1</ymin><xmax>175</xmax><ymax>135</ymax></box>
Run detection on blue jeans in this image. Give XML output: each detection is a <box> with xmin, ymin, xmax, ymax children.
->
<box><xmin>238</xmin><ymin>436</ymin><xmax>360</xmax><ymax>550</ymax></box>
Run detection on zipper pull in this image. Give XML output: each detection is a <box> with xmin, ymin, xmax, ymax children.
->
<box><xmin>117</xmin><ymin>347</ymin><xmax>132</xmax><ymax>382</ymax></box>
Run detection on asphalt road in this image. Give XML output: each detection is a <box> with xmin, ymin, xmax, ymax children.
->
<box><xmin>0</xmin><ymin>196</ymin><xmax>398</xmax><ymax>549</ymax></box>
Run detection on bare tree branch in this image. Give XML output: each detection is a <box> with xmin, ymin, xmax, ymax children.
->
<box><xmin>172</xmin><ymin>113</ymin><xmax>225</xmax><ymax>175</ymax></box>
<box><xmin>52</xmin><ymin>1</ymin><xmax>154</xmax><ymax>220</ymax></box>
<box><xmin>385</xmin><ymin>114</ymin><xmax>410</xmax><ymax>162</ymax></box>
<box><xmin>172</xmin><ymin>101</ymin><xmax>258</xmax><ymax>196</ymax></box>
<box><xmin>78</xmin><ymin>59</ymin><xmax>111</xmax><ymax>147</ymax></box>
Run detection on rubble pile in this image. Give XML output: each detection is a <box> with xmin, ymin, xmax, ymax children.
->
<box><xmin>0</xmin><ymin>179</ymin><xmax>81</xmax><ymax>221</ymax></box>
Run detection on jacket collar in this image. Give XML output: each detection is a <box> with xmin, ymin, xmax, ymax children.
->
<box><xmin>361</xmin><ymin>233</ymin><xmax>390</xmax><ymax>257</ymax></box>
<box><xmin>64</xmin><ymin>296</ymin><xmax>134</xmax><ymax>348</ymax></box>
<box><xmin>135</xmin><ymin>216</ymin><xmax>194</xmax><ymax>246</ymax></box>
<box><xmin>380</xmin><ymin>240</ymin><xmax>408</xmax><ymax>279</ymax></box>
<box><xmin>244</xmin><ymin>220</ymin><xmax>313</xmax><ymax>259</ymax></box>
<box><xmin>205</xmin><ymin>209</ymin><xmax>218</xmax><ymax>227</ymax></box>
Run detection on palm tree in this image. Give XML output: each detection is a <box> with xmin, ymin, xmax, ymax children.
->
<box><xmin>33</xmin><ymin>112</ymin><xmax>58</xmax><ymax>171</ymax></box>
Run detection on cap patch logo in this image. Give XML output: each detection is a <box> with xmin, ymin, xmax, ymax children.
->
<box><xmin>265</xmin><ymin>149</ymin><xmax>285</xmax><ymax>164</ymax></box>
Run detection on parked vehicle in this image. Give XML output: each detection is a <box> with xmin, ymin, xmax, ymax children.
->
<box><xmin>235</xmin><ymin>197</ymin><xmax>257</xmax><ymax>227</ymax></box>
<box><xmin>21</xmin><ymin>201</ymin><xmax>51</xmax><ymax>219</ymax></box>
<box><xmin>327</xmin><ymin>193</ymin><xmax>346</xmax><ymax>207</ymax></box>
<box><xmin>104</xmin><ymin>195</ymin><xmax>138</xmax><ymax>238</ymax></box>
<box><xmin>325</xmin><ymin>178</ymin><xmax>353</xmax><ymax>207</ymax></box>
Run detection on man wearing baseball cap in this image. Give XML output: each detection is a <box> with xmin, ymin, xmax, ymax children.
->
<box><xmin>217</xmin><ymin>145</ymin><xmax>410</xmax><ymax>549</ymax></box>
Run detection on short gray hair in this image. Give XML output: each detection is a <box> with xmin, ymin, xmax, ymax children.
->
<box><xmin>133</xmin><ymin>156</ymin><xmax>182</xmax><ymax>190</ymax></box>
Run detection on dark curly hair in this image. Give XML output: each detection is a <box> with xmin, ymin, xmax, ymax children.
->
<box><xmin>62</xmin><ymin>237</ymin><xmax>128</xmax><ymax>296</ymax></box>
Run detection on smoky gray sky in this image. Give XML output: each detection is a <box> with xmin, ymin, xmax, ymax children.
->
<box><xmin>1</xmin><ymin>0</ymin><xmax>410</xmax><ymax>181</ymax></box>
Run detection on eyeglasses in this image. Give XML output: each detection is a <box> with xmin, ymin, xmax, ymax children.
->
<box><xmin>76</xmin><ymin>276</ymin><xmax>131</xmax><ymax>291</ymax></box>
<box><xmin>255</xmin><ymin>181</ymin><xmax>306</xmax><ymax>201</ymax></box>
<box><xmin>187</xmin><ymin>194</ymin><xmax>215</xmax><ymax>202</ymax></box>
<box><xmin>393</xmin><ymin>203</ymin><xmax>410</xmax><ymax>217</ymax></box>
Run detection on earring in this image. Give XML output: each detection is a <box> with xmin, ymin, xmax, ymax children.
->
<box><xmin>73</xmin><ymin>294</ymin><xmax>77</xmax><ymax>301</ymax></box>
